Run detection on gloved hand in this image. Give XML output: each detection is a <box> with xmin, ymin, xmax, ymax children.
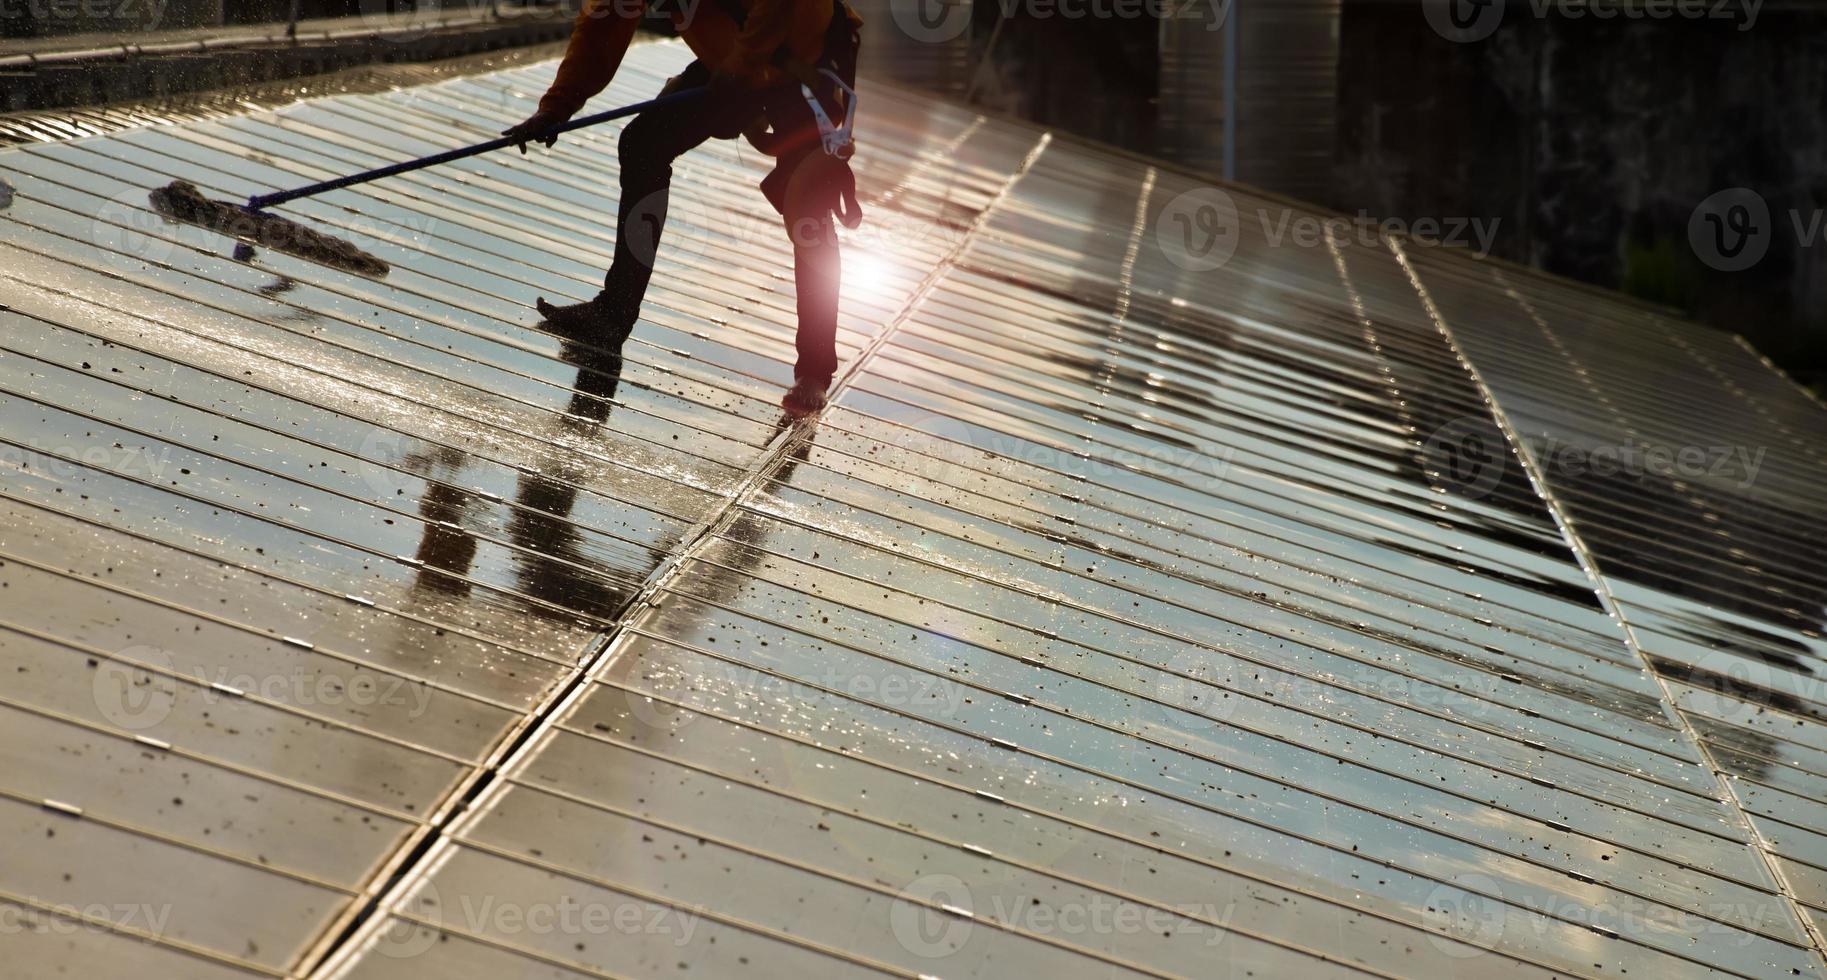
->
<box><xmin>501</xmin><ymin>108</ymin><xmax>573</xmax><ymax>154</ymax></box>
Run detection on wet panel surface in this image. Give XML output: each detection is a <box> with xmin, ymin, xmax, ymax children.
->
<box><xmin>2</xmin><ymin>38</ymin><xmax>1824</xmax><ymax>980</ymax></box>
<box><xmin>1402</xmin><ymin>243</ymin><xmax>1827</xmax><ymax>965</ymax></box>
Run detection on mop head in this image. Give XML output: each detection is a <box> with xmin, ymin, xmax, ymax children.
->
<box><xmin>149</xmin><ymin>180</ymin><xmax>390</xmax><ymax>277</ymax></box>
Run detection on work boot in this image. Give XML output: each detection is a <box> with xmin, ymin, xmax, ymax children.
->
<box><xmin>782</xmin><ymin>374</ymin><xmax>832</xmax><ymax>417</ymax></box>
<box><xmin>534</xmin><ymin>295</ymin><xmax>632</xmax><ymax>344</ymax></box>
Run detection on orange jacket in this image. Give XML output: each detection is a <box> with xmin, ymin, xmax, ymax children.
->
<box><xmin>538</xmin><ymin>0</ymin><xmax>862</xmax><ymax>116</ymax></box>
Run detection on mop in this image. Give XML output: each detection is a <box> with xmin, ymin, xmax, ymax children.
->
<box><xmin>149</xmin><ymin>88</ymin><xmax>706</xmax><ymax>278</ymax></box>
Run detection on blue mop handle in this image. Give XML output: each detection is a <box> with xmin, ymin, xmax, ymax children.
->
<box><xmin>244</xmin><ymin>88</ymin><xmax>705</xmax><ymax>212</ymax></box>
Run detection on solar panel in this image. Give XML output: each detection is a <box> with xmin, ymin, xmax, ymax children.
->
<box><xmin>1</xmin><ymin>38</ymin><xmax>1823</xmax><ymax>980</ymax></box>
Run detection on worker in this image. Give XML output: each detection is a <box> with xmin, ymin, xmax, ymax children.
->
<box><xmin>504</xmin><ymin>0</ymin><xmax>864</xmax><ymax>415</ymax></box>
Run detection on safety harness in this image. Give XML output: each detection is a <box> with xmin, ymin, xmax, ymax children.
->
<box><xmin>706</xmin><ymin>0</ymin><xmax>860</xmax><ymax>161</ymax></box>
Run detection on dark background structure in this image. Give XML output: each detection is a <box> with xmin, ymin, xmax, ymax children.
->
<box><xmin>900</xmin><ymin>0</ymin><xmax>1827</xmax><ymax>393</ymax></box>
<box><xmin>3</xmin><ymin>0</ymin><xmax>1823</xmax><ymax>386</ymax></box>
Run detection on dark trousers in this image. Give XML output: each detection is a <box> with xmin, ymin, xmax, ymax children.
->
<box><xmin>603</xmin><ymin>65</ymin><xmax>842</xmax><ymax>382</ymax></box>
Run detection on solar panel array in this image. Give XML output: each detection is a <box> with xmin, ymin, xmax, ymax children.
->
<box><xmin>0</xmin><ymin>38</ymin><xmax>1823</xmax><ymax>980</ymax></box>
<box><xmin>1406</xmin><ymin>245</ymin><xmax>1827</xmax><ymax>945</ymax></box>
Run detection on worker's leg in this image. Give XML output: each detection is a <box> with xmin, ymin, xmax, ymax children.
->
<box><xmin>779</xmin><ymin>151</ymin><xmax>847</xmax><ymax>414</ymax></box>
<box><xmin>538</xmin><ymin>69</ymin><xmax>757</xmax><ymax>338</ymax></box>
<box><xmin>599</xmin><ymin>96</ymin><xmax>722</xmax><ymax>322</ymax></box>
<box><xmin>789</xmin><ymin>199</ymin><xmax>841</xmax><ymax>383</ymax></box>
